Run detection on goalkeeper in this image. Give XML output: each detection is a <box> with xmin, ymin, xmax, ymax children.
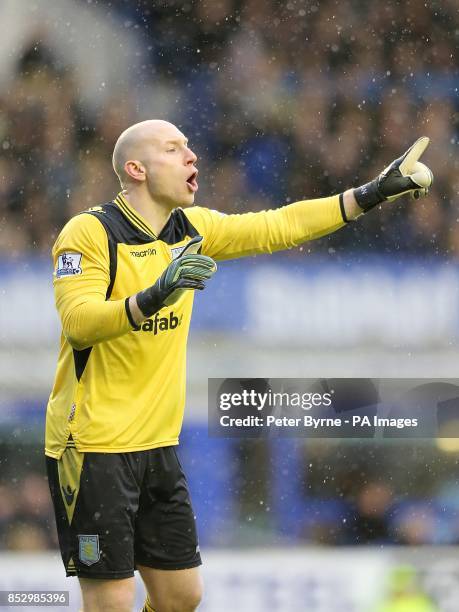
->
<box><xmin>45</xmin><ymin>119</ymin><xmax>432</xmax><ymax>612</ymax></box>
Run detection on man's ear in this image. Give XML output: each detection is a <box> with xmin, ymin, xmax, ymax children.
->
<box><xmin>124</xmin><ymin>160</ymin><xmax>146</xmax><ymax>182</ymax></box>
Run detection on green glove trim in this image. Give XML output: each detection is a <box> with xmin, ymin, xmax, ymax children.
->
<box><xmin>136</xmin><ymin>236</ymin><xmax>217</xmax><ymax>317</ymax></box>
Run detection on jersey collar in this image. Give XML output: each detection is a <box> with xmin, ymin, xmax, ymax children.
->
<box><xmin>114</xmin><ymin>192</ymin><xmax>157</xmax><ymax>239</ymax></box>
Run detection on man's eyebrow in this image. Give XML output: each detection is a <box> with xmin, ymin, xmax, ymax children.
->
<box><xmin>165</xmin><ymin>138</ymin><xmax>188</xmax><ymax>145</ymax></box>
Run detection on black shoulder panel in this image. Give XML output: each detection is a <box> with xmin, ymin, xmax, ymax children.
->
<box><xmin>158</xmin><ymin>208</ymin><xmax>200</xmax><ymax>244</ymax></box>
<box><xmin>84</xmin><ymin>203</ymin><xmax>152</xmax><ymax>299</ymax></box>
<box><xmin>84</xmin><ymin>203</ymin><xmax>153</xmax><ymax>247</ymax></box>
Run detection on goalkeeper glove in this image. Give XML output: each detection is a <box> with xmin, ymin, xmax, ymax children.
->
<box><xmin>136</xmin><ymin>236</ymin><xmax>217</xmax><ymax>317</ymax></box>
<box><xmin>353</xmin><ymin>136</ymin><xmax>433</xmax><ymax>212</ymax></box>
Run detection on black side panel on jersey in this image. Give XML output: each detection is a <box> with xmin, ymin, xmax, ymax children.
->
<box><xmin>73</xmin><ymin>347</ymin><xmax>92</xmax><ymax>382</ymax></box>
<box><xmin>71</xmin><ymin>202</ymin><xmax>150</xmax><ymax>382</ymax></box>
<box><xmin>71</xmin><ymin>203</ymin><xmax>200</xmax><ymax>382</ymax></box>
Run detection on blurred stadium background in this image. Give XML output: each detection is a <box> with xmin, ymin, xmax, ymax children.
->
<box><xmin>1</xmin><ymin>0</ymin><xmax>459</xmax><ymax>610</ymax></box>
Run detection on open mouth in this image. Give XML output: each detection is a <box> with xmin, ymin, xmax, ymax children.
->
<box><xmin>186</xmin><ymin>170</ymin><xmax>199</xmax><ymax>193</ymax></box>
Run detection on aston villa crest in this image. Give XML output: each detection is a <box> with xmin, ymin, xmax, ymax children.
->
<box><xmin>78</xmin><ymin>534</ymin><xmax>100</xmax><ymax>566</ymax></box>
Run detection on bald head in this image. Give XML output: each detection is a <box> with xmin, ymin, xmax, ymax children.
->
<box><xmin>111</xmin><ymin>120</ymin><xmax>198</xmax><ymax>208</ymax></box>
<box><xmin>112</xmin><ymin>120</ymin><xmax>183</xmax><ymax>187</ymax></box>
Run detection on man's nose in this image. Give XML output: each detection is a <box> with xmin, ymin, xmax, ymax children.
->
<box><xmin>186</xmin><ymin>147</ymin><xmax>197</xmax><ymax>164</ymax></box>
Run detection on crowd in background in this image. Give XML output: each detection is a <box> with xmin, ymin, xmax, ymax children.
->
<box><xmin>0</xmin><ymin>0</ymin><xmax>458</xmax><ymax>258</ymax></box>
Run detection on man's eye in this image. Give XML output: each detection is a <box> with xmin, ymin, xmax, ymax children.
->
<box><xmin>167</xmin><ymin>148</ymin><xmax>176</xmax><ymax>153</ymax></box>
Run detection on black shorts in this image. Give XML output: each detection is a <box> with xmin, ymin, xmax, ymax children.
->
<box><xmin>46</xmin><ymin>446</ymin><xmax>201</xmax><ymax>579</ymax></box>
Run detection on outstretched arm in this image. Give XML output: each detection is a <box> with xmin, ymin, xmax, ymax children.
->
<box><xmin>186</xmin><ymin>137</ymin><xmax>432</xmax><ymax>261</ymax></box>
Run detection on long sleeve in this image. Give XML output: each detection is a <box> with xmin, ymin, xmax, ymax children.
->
<box><xmin>184</xmin><ymin>194</ymin><xmax>346</xmax><ymax>260</ymax></box>
<box><xmin>52</xmin><ymin>213</ymin><xmax>132</xmax><ymax>350</ymax></box>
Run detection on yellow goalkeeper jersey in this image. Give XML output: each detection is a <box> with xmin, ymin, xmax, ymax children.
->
<box><xmin>45</xmin><ymin>192</ymin><xmax>346</xmax><ymax>458</ymax></box>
